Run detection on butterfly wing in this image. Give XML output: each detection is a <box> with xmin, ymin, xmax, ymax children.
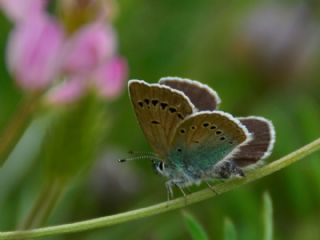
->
<box><xmin>168</xmin><ymin>111</ymin><xmax>250</xmax><ymax>172</ymax></box>
<box><xmin>129</xmin><ymin>80</ymin><xmax>194</xmax><ymax>158</ymax></box>
<box><xmin>159</xmin><ymin>77</ymin><xmax>221</xmax><ymax>111</ymax></box>
<box><xmin>232</xmin><ymin>117</ymin><xmax>275</xmax><ymax>167</ymax></box>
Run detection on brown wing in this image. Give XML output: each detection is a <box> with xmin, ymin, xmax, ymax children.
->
<box><xmin>171</xmin><ymin>111</ymin><xmax>249</xmax><ymax>149</ymax></box>
<box><xmin>159</xmin><ymin>77</ymin><xmax>221</xmax><ymax>111</ymax></box>
<box><xmin>169</xmin><ymin>111</ymin><xmax>250</xmax><ymax>167</ymax></box>
<box><xmin>129</xmin><ymin>80</ymin><xmax>194</xmax><ymax>158</ymax></box>
<box><xmin>232</xmin><ymin>117</ymin><xmax>275</xmax><ymax>167</ymax></box>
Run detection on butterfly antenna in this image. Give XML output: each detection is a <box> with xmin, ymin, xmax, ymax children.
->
<box><xmin>128</xmin><ymin>150</ymin><xmax>158</xmax><ymax>156</ymax></box>
<box><xmin>118</xmin><ymin>155</ymin><xmax>162</xmax><ymax>163</ymax></box>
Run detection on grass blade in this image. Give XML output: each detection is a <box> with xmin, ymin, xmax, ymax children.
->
<box><xmin>224</xmin><ymin>217</ymin><xmax>237</xmax><ymax>240</ymax></box>
<box><xmin>182</xmin><ymin>211</ymin><xmax>208</xmax><ymax>240</ymax></box>
<box><xmin>262</xmin><ymin>192</ymin><xmax>273</xmax><ymax>240</ymax></box>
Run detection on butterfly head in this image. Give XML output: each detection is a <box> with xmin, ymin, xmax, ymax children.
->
<box><xmin>152</xmin><ymin>159</ymin><xmax>167</xmax><ymax>176</ymax></box>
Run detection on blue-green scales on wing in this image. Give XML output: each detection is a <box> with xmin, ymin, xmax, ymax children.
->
<box><xmin>128</xmin><ymin>77</ymin><xmax>275</xmax><ymax>198</ymax></box>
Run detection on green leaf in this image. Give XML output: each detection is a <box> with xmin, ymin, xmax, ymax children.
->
<box><xmin>42</xmin><ymin>93</ymin><xmax>107</xmax><ymax>181</ymax></box>
<box><xmin>262</xmin><ymin>192</ymin><xmax>273</xmax><ymax>240</ymax></box>
<box><xmin>182</xmin><ymin>211</ymin><xmax>208</xmax><ymax>240</ymax></box>
<box><xmin>223</xmin><ymin>217</ymin><xmax>237</xmax><ymax>240</ymax></box>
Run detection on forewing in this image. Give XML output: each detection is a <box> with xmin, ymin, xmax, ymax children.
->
<box><xmin>232</xmin><ymin>117</ymin><xmax>275</xmax><ymax>167</ymax></box>
<box><xmin>129</xmin><ymin>80</ymin><xmax>194</xmax><ymax>157</ymax></box>
<box><xmin>159</xmin><ymin>77</ymin><xmax>221</xmax><ymax>111</ymax></box>
<box><xmin>168</xmin><ymin>111</ymin><xmax>250</xmax><ymax>170</ymax></box>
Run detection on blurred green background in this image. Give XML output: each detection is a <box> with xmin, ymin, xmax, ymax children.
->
<box><xmin>1</xmin><ymin>0</ymin><xmax>320</xmax><ymax>239</ymax></box>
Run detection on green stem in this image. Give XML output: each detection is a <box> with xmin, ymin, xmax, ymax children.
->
<box><xmin>262</xmin><ymin>192</ymin><xmax>273</xmax><ymax>240</ymax></box>
<box><xmin>19</xmin><ymin>182</ymin><xmax>52</xmax><ymax>230</ymax></box>
<box><xmin>36</xmin><ymin>180</ymin><xmax>64</xmax><ymax>227</ymax></box>
<box><xmin>0</xmin><ymin>94</ymin><xmax>40</xmax><ymax>166</ymax></box>
<box><xmin>1</xmin><ymin>137</ymin><xmax>320</xmax><ymax>240</ymax></box>
<box><xmin>19</xmin><ymin>179</ymin><xmax>64</xmax><ymax>229</ymax></box>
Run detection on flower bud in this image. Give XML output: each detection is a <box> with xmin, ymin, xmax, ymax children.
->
<box><xmin>62</xmin><ymin>22</ymin><xmax>116</xmax><ymax>75</ymax></box>
<box><xmin>57</xmin><ymin>0</ymin><xmax>117</xmax><ymax>32</ymax></box>
<box><xmin>93</xmin><ymin>57</ymin><xmax>127</xmax><ymax>99</ymax></box>
<box><xmin>0</xmin><ymin>0</ymin><xmax>48</xmax><ymax>22</ymax></box>
<box><xmin>46</xmin><ymin>76</ymin><xmax>87</xmax><ymax>105</ymax></box>
<box><xmin>7</xmin><ymin>15</ymin><xmax>64</xmax><ymax>92</ymax></box>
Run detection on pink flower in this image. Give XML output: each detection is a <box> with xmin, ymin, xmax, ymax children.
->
<box><xmin>46</xmin><ymin>76</ymin><xmax>87</xmax><ymax>105</ymax></box>
<box><xmin>0</xmin><ymin>0</ymin><xmax>47</xmax><ymax>22</ymax></box>
<box><xmin>62</xmin><ymin>22</ymin><xmax>116</xmax><ymax>75</ymax></box>
<box><xmin>7</xmin><ymin>15</ymin><xmax>64</xmax><ymax>92</ymax></box>
<box><xmin>47</xmin><ymin>56</ymin><xmax>127</xmax><ymax>105</ymax></box>
<box><xmin>93</xmin><ymin>57</ymin><xmax>128</xmax><ymax>99</ymax></box>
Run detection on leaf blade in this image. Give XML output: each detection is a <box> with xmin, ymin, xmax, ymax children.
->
<box><xmin>182</xmin><ymin>211</ymin><xmax>209</xmax><ymax>240</ymax></box>
<box><xmin>262</xmin><ymin>192</ymin><xmax>273</xmax><ymax>240</ymax></box>
<box><xmin>224</xmin><ymin>217</ymin><xmax>237</xmax><ymax>240</ymax></box>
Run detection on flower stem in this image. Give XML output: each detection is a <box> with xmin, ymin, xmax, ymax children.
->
<box><xmin>1</xmin><ymin>137</ymin><xmax>320</xmax><ymax>240</ymax></box>
<box><xmin>19</xmin><ymin>179</ymin><xmax>65</xmax><ymax>230</ymax></box>
<box><xmin>262</xmin><ymin>192</ymin><xmax>273</xmax><ymax>240</ymax></box>
<box><xmin>0</xmin><ymin>94</ymin><xmax>40</xmax><ymax>166</ymax></box>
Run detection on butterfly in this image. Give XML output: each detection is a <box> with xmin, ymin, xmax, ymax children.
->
<box><xmin>126</xmin><ymin>77</ymin><xmax>275</xmax><ymax>199</ymax></box>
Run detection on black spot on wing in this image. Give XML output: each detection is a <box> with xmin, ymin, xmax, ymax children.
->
<box><xmin>203</xmin><ymin>122</ymin><xmax>209</xmax><ymax>127</ymax></box>
<box><xmin>138</xmin><ymin>101</ymin><xmax>143</xmax><ymax>108</ymax></box>
<box><xmin>152</xmin><ymin>99</ymin><xmax>159</xmax><ymax>106</ymax></box>
<box><xmin>177</xmin><ymin>113</ymin><xmax>184</xmax><ymax>120</ymax></box>
<box><xmin>179</xmin><ymin>128</ymin><xmax>186</xmax><ymax>134</ymax></box>
<box><xmin>144</xmin><ymin>99</ymin><xmax>150</xmax><ymax>104</ymax></box>
<box><xmin>169</xmin><ymin>107</ymin><xmax>177</xmax><ymax>113</ymax></box>
<box><xmin>160</xmin><ymin>103</ymin><xmax>168</xmax><ymax>110</ymax></box>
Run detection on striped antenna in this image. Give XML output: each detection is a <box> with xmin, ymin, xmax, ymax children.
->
<box><xmin>118</xmin><ymin>155</ymin><xmax>162</xmax><ymax>163</ymax></box>
<box><xmin>128</xmin><ymin>150</ymin><xmax>158</xmax><ymax>156</ymax></box>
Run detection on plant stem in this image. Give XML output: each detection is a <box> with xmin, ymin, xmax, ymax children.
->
<box><xmin>0</xmin><ymin>94</ymin><xmax>40</xmax><ymax>166</ymax></box>
<box><xmin>19</xmin><ymin>179</ymin><xmax>64</xmax><ymax>229</ymax></box>
<box><xmin>1</xmin><ymin>137</ymin><xmax>320</xmax><ymax>240</ymax></box>
<box><xmin>262</xmin><ymin>192</ymin><xmax>273</xmax><ymax>240</ymax></box>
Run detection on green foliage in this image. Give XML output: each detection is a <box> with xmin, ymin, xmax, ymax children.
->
<box><xmin>224</xmin><ymin>218</ymin><xmax>237</xmax><ymax>240</ymax></box>
<box><xmin>262</xmin><ymin>192</ymin><xmax>273</xmax><ymax>240</ymax></box>
<box><xmin>42</xmin><ymin>93</ymin><xmax>106</xmax><ymax>181</ymax></box>
<box><xmin>0</xmin><ymin>140</ymin><xmax>319</xmax><ymax>239</ymax></box>
<box><xmin>1</xmin><ymin>0</ymin><xmax>320</xmax><ymax>239</ymax></box>
<box><xmin>182</xmin><ymin>211</ymin><xmax>209</xmax><ymax>240</ymax></box>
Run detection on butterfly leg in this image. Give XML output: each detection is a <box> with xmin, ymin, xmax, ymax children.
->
<box><xmin>205</xmin><ymin>181</ymin><xmax>219</xmax><ymax>195</ymax></box>
<box><xmin>184</xmin><ymin>186</ymin><xmax>192</xmax><ymax>194</ymax></box>
<box><xmin>174</xmin><ymin>183</ymin><xmax>188</xmax><ymax>205</ymax></box>
<box><xmin>165</xmin><ymin>181</ymin><xmax>174</xmax><ymax>202</ymax></box>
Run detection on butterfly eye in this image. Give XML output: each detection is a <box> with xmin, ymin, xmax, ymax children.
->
<box><xmin>159</xmin><ymin>162</ymin><xmax>164</xmax><ymax>171</ymax></box>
